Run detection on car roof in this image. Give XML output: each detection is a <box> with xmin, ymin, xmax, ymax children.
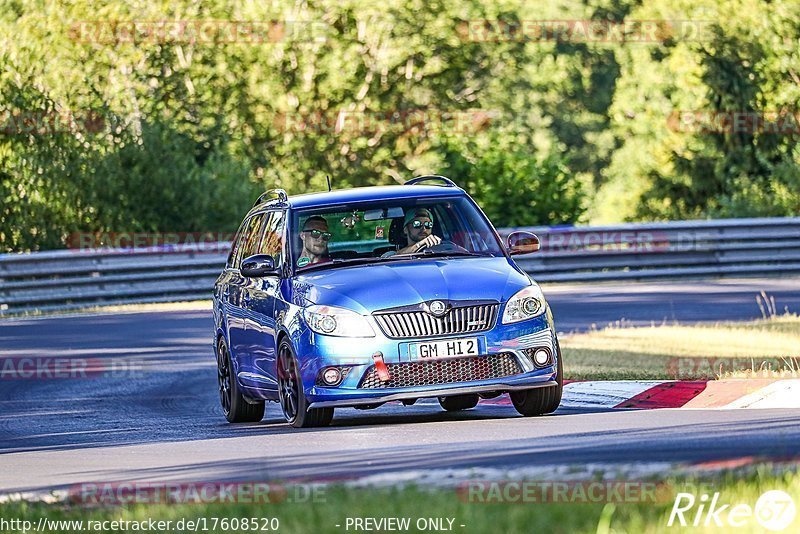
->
<box><xmin>279</xmin><ymin>185</ymin><xmax>467</xmax><ymax>210</ymax></box>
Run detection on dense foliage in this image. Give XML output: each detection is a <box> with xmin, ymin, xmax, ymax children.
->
<box><xmin>1</xmin><ymin>0</ymin><xmax>798</xmax><ymax>251</ymax></box>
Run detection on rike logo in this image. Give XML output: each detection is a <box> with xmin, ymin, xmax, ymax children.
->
<box><xmin>668</xmin><ymin>490</ymin><xmax>796</xmax><ymax>531</ymax></box>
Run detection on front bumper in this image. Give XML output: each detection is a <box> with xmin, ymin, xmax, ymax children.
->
<box><xmin>308</xmin><ymin>379</ymin><xmax>558</xmax><ymax>409</ymax></box>
<box><xmin>295</xmin><ymin>313</ymin><xmax>559</xmax><ymax>408</ymax></box>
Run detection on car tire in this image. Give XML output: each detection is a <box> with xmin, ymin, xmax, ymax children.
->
<box><xmin>510</xmin><ymin>338</ymin><xmax>563</xmax><ymax>417</ymax></box>
<box><xmin>277</xmin><ymin>339</ymin><xmax>334</xmax><ymax>428</ymax></box>
<box><xmin>217</xmin><ymin>337</ymin><xmax>265</xmax><ymax>423</ymax></box>
<box><xmin>438</xmin><ymin>394</ymin><xmax>480</xmax><ymax>411</ymax></box>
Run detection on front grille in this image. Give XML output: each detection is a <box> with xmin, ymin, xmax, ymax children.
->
<box><xmin>374</xmin><ymin>303</ymin><xmax>499</xmax><ymax>339</ymax></box>
<box><xmin>358</xmin><ymin>353</ymin><xmax>522</xmax><ymax>389</ymax></box>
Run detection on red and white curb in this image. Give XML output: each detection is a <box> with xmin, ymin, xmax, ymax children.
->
<box><xmin>480</xmin><ymin>379</ymin><xmax>800</xmax><ymax>409</ymax></box>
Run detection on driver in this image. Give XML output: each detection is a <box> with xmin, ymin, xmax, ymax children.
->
<box><xmin>392</xmin><ymin>208</ymin><xmax>442</xmax><ymax>255</ymax></box>
<box><xmin>298</xmin><ymin>216</ymin><xmax>332</xmax><ymax>265</ymax></box>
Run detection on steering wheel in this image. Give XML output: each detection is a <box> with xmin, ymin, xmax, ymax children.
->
<box><xmin>422</xmin><ymin>240</ymin><xmax>470</xmax><ymax>254</ymax></box>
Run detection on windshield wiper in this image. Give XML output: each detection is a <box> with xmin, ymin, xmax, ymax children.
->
<box><xmin>298</xmin><ymin>256</ymin><xmax>405</xmax><ymax>272</ymax></box>
<box><xmin>406</xmin><ymin>250</ymin><xmax>482</xmax><ymax>259</ymax></box>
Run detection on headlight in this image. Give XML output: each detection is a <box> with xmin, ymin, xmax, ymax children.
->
<box><xmin>303</xmin><ymin>305</ymin><xmax>375</xmax><ymax>337</ymax></box>
<box><xmin>502</xmin><ymin>284</ymin><xmax>546</xmax><ymax>324</ymax></box>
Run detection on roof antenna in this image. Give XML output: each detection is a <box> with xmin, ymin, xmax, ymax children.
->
<box><xmin>326</xmin><ymin>175</ymin><xmax>332</xmax><ymax>192</ymax></box>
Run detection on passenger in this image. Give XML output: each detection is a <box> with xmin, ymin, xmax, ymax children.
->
<box><xmin>388</xmin><ymin>208</ymin><xmax>442</xmax><ymax>256</ymax></box>
<box><xmin>298</xmin><ymin>216</ymin><xmax>332</xmax><ymax>265</ymax></box>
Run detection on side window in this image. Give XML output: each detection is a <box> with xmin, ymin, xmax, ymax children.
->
<box><xmin>257</xmin><ymin>211</ymin><xmax>286</xmax><ymax>266</ymax></box>
<box><xmin>232</xmin><ymin>213</ymin><xmax>266</xmax><ymax>268</ymax></box>
<box><xmin>227</xmin><ymin>217</ymin><xmax>250</xmax><ymax>269</ymax></box>
<box><xmin>241</xmin><ymin>213</ymin><xmax>267</xmax><ymax>261</ymax></box>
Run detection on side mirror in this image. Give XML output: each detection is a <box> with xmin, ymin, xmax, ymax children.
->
<box><xmin>507</xmin><ymin>231</ymin><xmax>540</xmax><ymax>255</ymax></box>
<box><xmin>240</xmin><ymin>254</ymin><xmax>279</xmax><ymax>277</ymax></box>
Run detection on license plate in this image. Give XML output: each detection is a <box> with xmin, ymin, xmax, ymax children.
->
<box><xmin>410</xmin><ymin>337</ymin><xmax>479</xmax><ymax>360</ymax></box>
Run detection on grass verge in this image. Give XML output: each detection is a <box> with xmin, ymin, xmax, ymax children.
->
<box><xmin>561</xmin><ymin>315</ymin><xmax>800</xmax><ymax>380</ymax></box>
<box><xmin>0</xmin><ymin>468</ymin><xmax>797</xmax><ymax>533</ymax></box>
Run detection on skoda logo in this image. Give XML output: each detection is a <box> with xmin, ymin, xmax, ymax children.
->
<box><xmin>428</xmin><ymin>300</ymin><xmax>447</xmax><ymax>316</ymax></box>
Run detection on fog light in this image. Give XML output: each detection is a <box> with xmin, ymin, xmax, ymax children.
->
<box><xmin>322</xmin><ymin>368</ymin><xmax>341</xmax><ymax>385</ymax></box>
<box><xmin>315</xmin><ymin>366</ymin><xmax>349</xmax><ymax>387</ymax></box>
<box><xmin>533</xmin><ymin>348</ymin><xmax>551</xmax><ymax>367</ymax></box>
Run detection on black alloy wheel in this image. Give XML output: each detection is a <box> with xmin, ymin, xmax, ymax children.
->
<box><xmin>277</xmin><ymin>339</ymin><xmax>334</xmax><ymax>428</ymax></box>
<box><xmin>216</xmin><ymin>337</ymin><xmax>265</xmax><ymax>423</ymax></box>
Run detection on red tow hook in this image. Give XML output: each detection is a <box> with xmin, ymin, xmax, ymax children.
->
<box><xmin>373</xmin><ymin>351</ymin><xmax>390</xmax><ymax>382</ymax></box>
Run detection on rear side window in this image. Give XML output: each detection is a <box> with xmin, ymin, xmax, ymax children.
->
<box><xmin>241</xmin><ymin>213</ymin><xmax>267</xmax><ymax>261</ymax></box>
<box><xmin>230</xmin><ymin>213</ymin><xmax>266</xmax><ymax>269</ymax></box>
<box><xmin>257</xmin><ymin>211</ymin><xmax>286</xmax><ymax>267</ymax></box>
<box><xmin>227</xmin><ymin>218</ymin><xmax>249</xmax><ymax>268</ymax></box>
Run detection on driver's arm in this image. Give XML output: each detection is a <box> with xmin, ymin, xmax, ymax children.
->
<box><xmin>396</xmin><ymin>235</ymin><xmax>442</xmax><ymax>255</ymax></box>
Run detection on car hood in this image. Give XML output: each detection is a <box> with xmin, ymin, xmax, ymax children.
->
<box><xmin>291</xmin><ymin>257</ymin><xmax>532</xmax><ymax>313</ymax></box>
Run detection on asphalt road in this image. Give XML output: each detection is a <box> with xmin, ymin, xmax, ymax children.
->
<box><xmin>545</xmin><ymin>277</ymin><xmax>800</xmax><ymax>332</ymax></box>
<box><xmin>1</xmin><ymin>278</ymin><xmax>799</xmax><ymax>494</ymax></box>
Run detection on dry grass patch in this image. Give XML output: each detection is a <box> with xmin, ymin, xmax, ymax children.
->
<box><xmin>561</xmin><ymin>315</ymin><xmax>800</xmax><ymax>380</ymax></box>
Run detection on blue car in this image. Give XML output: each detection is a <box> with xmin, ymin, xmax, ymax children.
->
<box><xmin>213</xmin><ymin>176</ymin><xmax>562</xmax><ymax>427</ymax></box>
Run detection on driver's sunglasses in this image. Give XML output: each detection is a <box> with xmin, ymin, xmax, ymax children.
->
<box><xmin>304</xmin><ymin>229</ymin><xmax>332</xmax><ymax>241</ymax></box>
<box><xmin>409</xmin><ymin>220</ymin><xmax>433</xmax><ymax>230</ymax></box>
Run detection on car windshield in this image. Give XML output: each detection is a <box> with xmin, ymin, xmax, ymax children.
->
<box><xmin>290</xmin><ymin>196</ymin><xmax>505</xmax><ymax>272</ymax></box>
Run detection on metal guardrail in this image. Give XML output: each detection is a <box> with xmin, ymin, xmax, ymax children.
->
<box><xmin>1</xmin><ymin>217</ymin><xmax>799</xmax><ymax>315</ymax></box>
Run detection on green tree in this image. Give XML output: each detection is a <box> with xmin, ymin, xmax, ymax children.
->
<box><xmin>440</xmin><ymin>132</ymin><xmax>586</xmax><ymax>227</ymax></box>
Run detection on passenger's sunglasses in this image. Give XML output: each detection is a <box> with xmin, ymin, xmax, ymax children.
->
<box><xmin>303</xmin><ymin>229</ymin><xmax>332</xmax><ymax>241</ymax></box>
<box><xmin>409</xmin><ymin>220</ymin><xmax>433</xmax><ymax>229</ymax></box>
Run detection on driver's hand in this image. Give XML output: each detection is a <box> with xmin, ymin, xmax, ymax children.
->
<box><xmin>414</xmin><ymin>235</ymin><xmax>442</xmax><ymax>252</ymax></box>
